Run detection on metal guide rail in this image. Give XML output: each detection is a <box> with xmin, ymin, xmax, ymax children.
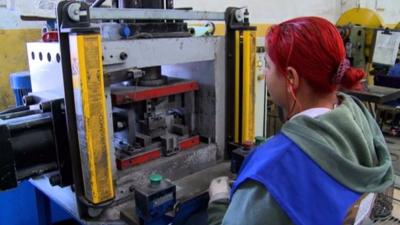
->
<box><xmin>90</xmin><ymin>8</ymin><xmax>225</xmax><ymax>21</ymax></box>
<box><xmin>21</xmin><ymin>3</ymin><xmax>226</xmax><ymax>22</ymax></box>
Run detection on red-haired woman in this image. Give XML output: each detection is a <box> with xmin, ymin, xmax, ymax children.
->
<box><xmin>208</xmin><ymin>17</ymin><xmax>393</xmax><ymax>225</ymax></box>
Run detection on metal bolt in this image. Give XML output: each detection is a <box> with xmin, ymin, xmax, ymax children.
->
<box><xmin>117</xmin><ymin>121</ymin><xmax>124</xmax><ymax>129</ymax></box>
<box><xmin>120</xmin><ymin>52</ymin><xmax>128</xmax><ymax>60</ymax></box>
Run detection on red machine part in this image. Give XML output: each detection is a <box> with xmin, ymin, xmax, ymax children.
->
<box><xmin>42</xmin><ymin>31</ymin><xmax>59</xmax><ymax>42</ymax></box>
<box><xmin>117</xmin><ymin>149</ymin><xmax>161</xmax><ymax>170</ymax></box>
<box><xmin>112</xmin><ymin>81</ymin><xmax>199</xmax><ymax>105</ymax></box>
<box><xmin>179</xmin><ymin>135</ymin><xmax>200</xmax><ymax>150</ymax></box>
<box><xmin>117</xmin><ymin>135</ymin><xmax>201</xmax><ymax>170</ymax></box>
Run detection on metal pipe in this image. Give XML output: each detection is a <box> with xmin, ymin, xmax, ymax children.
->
<box><xmin>90</xmin><ymin>8</ymin><xmax>225</xmax><ymax>21</ymax></box>
<box><xmin>0</xmin><ymin>110</ymin><xmax>38</xmax><ymax>120</ymax></box>
<box><xmin>0</xmin><ymin>105</ymin><xmax>29</xmax><ymax>115</ymax></box>
<box><xmin>6</xmin><ymin>113</ymin><xmax>52</xmax><ymax>132</ymax></box>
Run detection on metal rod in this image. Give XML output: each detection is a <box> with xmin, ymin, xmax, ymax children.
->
<box><xmin>90</xmin><ymin>8</ymin><xmax>225</xmax><ymax>21</ymax></box>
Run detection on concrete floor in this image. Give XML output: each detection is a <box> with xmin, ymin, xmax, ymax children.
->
<box><xmin>371</xmin><ymin>135</ymin><xmax>400</xmax><ymax>224</ymax></box>
<box><xmin>370</xmin><ymin>183</ymin><xmax>400</xmax><ymax>224</ymax></box>
<box><xmin>368</xmin><ymin>131</ymin><xmax>400</xmax><ymax>224</ymax></box>
<box><xmin>391</xmin><ymin>187</ymin><xmax>400</xmax><ymax>219</ymax></box>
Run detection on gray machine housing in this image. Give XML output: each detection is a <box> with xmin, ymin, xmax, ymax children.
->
<box><xmin>27</xmin><ymin>36</ymin><xmax>227</xmax><ymax>223</ymax></box>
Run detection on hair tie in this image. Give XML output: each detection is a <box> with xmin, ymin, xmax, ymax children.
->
<box><xmin>333</xmin><ymin>58</ymin><xmax>350</xmax><ymax>84</ymax></box>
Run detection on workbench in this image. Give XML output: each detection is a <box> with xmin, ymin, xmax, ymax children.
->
<box><xmin>345</xmin><ymin>85</ymin><xmax>400</xmax><ymax>124</ymax></box>
<box><xmin>345</xmin><ymin>85</ymin><xmax>400</xmax><ymax>104</ymax></box>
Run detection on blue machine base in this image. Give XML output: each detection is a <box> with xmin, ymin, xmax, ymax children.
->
<box><xmin>0</xmin><ymin>181</ymin><xmax>73</xmax><ymax>225</ymax></box>
<box><xmin>143</xmin><ymin>193</ymin><xmax>209</xmax><ymax>225</ymax></box>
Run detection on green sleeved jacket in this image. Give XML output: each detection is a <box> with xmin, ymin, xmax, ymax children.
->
<box><xmin>208</xmin><ymin>180</ymin><xmax>292</xmax><ymax>225</ymax></box>
<box><xmin>208</xmin><ymin>93</ymin><xmax>393</xmax><ymax>225</ymax></box>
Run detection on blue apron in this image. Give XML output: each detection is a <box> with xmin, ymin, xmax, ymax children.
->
<box><xmin>231</xmin><ymin>133</ymin><xmax>361</xmax><ymax>225</ymax></box>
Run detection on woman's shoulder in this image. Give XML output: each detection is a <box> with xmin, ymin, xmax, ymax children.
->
<box><xmin>237</xmin><ymin>133</ymin><xmax>300</xmax><ymax>180</ymax></box>
<box><xmin>247</xmin><ymin>133</ymin><xmax>298</xmax><ymax>162</ymax></box>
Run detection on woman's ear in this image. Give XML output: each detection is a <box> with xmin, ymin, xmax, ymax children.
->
<box><xmin>286</xmin><ymin>66</ymin><xmax>299</xmax><ymax>90</ymax></box>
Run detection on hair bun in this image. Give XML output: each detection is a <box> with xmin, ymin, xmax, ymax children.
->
<box><xmin>340</xmin><ymin>67</ymin><xmax>365</xmax><ymax>90</ymax></box>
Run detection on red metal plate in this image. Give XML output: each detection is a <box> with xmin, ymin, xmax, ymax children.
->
<box><xmin>179</xmin><ymin>135</ymin><xmax>200</xmax><ymax>150</ymax></box>
<box><xmin>117</xmin><ymin>149</ymin><xmax>161</xmax><ymax>170</ymax></box>
<box><xmin>117</xmin><ymin>135</ymin><xmax>201</xmax><ymax>170</ymax></box>
<box><xmin>112</xmin><ymin>80</ymin><xmax>199</xmax><ymax>105</ymax></box>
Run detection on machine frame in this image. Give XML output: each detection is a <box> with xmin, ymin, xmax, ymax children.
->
<box><xmin>1</xmin><ymin>1</ymin><xmax>261</xmax><ymax>224</ymax></box>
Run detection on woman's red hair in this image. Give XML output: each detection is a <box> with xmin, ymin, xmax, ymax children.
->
<box><xmin>266</xmin><ymin>17</ymin><xmax>365</xmax><ymax>94</ymax></box>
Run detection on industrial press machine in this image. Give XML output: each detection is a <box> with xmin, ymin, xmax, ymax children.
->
<box><xmin>0</xmin><ymin>1</ymin><xmax>267</xmax><ymax>224</ymax></box>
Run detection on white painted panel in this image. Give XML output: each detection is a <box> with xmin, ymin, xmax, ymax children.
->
<box><xmin>378</xmin><ymin>0</ymin><xmax>400</xmax><ymax>24</ymax></box>
<box><xmin>16</xmin><ymin>0</ymin><xmax>60</xmax><ymax>19</ymax></box>
<box><xmin>376</xmin><ymin>0</ymin><xmax>388</xmax><ymax>10</ymax></box>
<box><xmin>361</xmin><ymin>0</ymin><xmax>369</xmax><ymax>7</ymax></box>
<box><xmin>0</xmin><ymin>0</ymin><xmax>47</xmax><ymax>29</ymax></box>
<box><xmin>255</xmin><ymin>37</ymin><xmax>267</xmax><ymax>137</ymax></box>
<box><xmin>0</xmin><ymin>8</ymin><xmax>43</xmax><ymax>29</ymax></box>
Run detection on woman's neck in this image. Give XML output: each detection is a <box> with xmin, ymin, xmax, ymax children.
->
<box><xmin>288</xmin><ymin>92</ymin><xmax>338</xmax><ymax>118</ymax></box>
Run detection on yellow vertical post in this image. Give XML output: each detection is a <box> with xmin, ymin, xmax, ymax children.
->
<box><xmin>233</xmin><ymin>30</ymin><xmax>256</xmax><ymax>144</ymax></box>
<box><xmin>69</xmin><ymin>33</ymin><xmax>115</xmax><ymax>204</ymax></box>
<box><xmin>242</xmin><ymin>31</ymin><xmax>256</xmax><ymax>143</ymax></box>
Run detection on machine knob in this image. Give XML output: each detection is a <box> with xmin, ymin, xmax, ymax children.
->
<box><xmin>120</xmin><ymin>25</ymin><xmax>132</xmax><ymax>38</ymax></box>
<box><xmin>149</xmin><ymin>173</ymin><xmax>163</xmax><ymax>185</ymax></box>
<box><xmin>255</xmin><ymin>136</ymin><xmax>266</xmax><ymax>146</ymax></box>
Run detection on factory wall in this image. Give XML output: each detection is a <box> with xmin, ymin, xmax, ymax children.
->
<box><xmin>342</xmin><ymin>0</ymin><xmax>400</xmax><ymax>26</ymax></box>
<box><xmin>174</xmin><ymin>0</ymin><xmax>400</xmax><ymax>31</ymax></box>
